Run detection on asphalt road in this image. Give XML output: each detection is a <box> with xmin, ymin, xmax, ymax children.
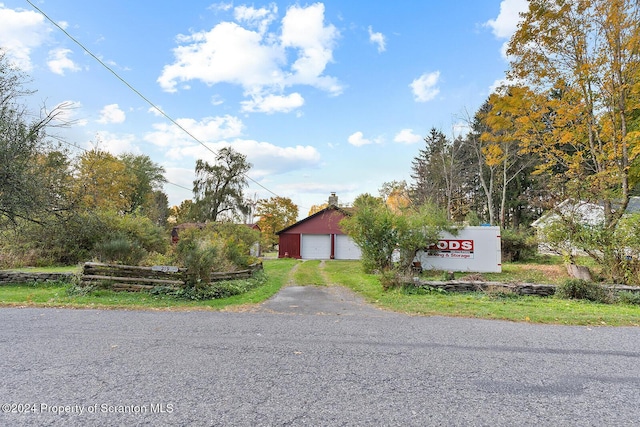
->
<box><xmin>1</xmin><ymin>286</ymin><xmax>639</xmax><ymax>426</ymax></box>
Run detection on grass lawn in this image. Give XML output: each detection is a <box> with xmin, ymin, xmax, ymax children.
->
<box><xmin>1</xmin><ymin>258</ymin><xmax>639</xmax><ymax>326</ymax></box>
<box><xmin>0</xmin><ymin>259</ymin><xmax>296</xmax><ymax>311</ymax></box>
<box><xmin>321</xmin><ymin>260</ymin><xmax>640</xmax><ymax>326</ymax></box>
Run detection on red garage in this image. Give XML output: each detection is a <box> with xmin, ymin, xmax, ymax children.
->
<box><xmin>276</xmin><ymin>196</ymin><xmax>361</xmax><ymax>260</ymax></box>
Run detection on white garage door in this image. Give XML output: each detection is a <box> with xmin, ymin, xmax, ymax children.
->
<box><xmin>301</xmin><ymin>234</ymin><xmax>331</xmax><ymax>259</ymax></box>
<box><xmin>335</xmin><ymin>235</ymin><xmax>362</xmax><ymax>260</ymax></box>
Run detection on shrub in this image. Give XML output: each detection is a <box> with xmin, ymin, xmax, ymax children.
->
<box><xmin>402</xmin><ymin>283</ymin><xmax>446</xmax><ymax>295</ymax></box>
<box><xmin>501</xmin><ymin>228</ymin><xmax>537</xmax><ymax>262</ymax></box>
<box><xmin>2</xmin><ymin>210</ymin><xmax>168</xmax><ymax>267</ymax></box>
<box><xmin>615</xmin><ymin>291</ymin><xmax>640</xmax><ymax>306</ymax></box>
<box><xmin>379</xmin><ymin>269</ymin><xmax>406</xmax><ymax>291</ymax></box>
<box><xmin>93</xmin><ymin>236</ymin><xmax>146</xmax><ymax>265</ymax></box>
<box><xmin>483</xmin><ymin>285</ymin><xmax>519</xmax><ymax>300</ymax></box>
<box><xmin>555</xmin><ymin>279</ymin><xmax>613</xmax><ymax>303</ymax></box>
<box><xmin>175</xmin><ymin>235</ymin><xmax>222</xmax><ymax>288</ymax></box>
<box><xmin>153</xmin><ymin>271</ymin><xmax>267</xmax><ymax>300</ymax></box>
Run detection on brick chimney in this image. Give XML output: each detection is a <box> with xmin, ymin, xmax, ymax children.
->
<box><xmin>328</xmin><ymin>192</ymin><xmax>338</xmax><ymax>206</ymax></box>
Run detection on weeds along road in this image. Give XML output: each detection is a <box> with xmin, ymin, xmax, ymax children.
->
<box><xmin>1</xmin><ymin>295</ymin><xmax>639</xmax><ymax>426</ymax></box>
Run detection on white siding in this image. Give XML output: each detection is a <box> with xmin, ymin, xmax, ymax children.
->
<box><xmin>334</xmin><ymin>235</ymin><xmax>362</xmax><ymax>260</ymax></box>
<box><xmin>301</xmin><ymin>234</ymin><xmax>331</xmax><ymax>259</ymax></box>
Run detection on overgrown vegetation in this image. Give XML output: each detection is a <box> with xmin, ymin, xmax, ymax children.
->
<box><xmin>500</xmin><ymin>228</ymin><xmax>538</xmax><ymax>262</ymax></box>
<box><xmin>151</xmin><ymin>271</ymin><xmax>267</xmax><ymax>300</ymax></box>
<box><xmin>555</xmin><ymin>279</ymin><xmax>614</xmax><ymax>304</ymax></box>
<box><xmin>2</xmin><ymin>260</ymin><xmax>640</xmax><ymax>325</ymax></box>
<box><xmin>340</xmin><ymin>196</ymin><xmax>453</xmax><ymax>274</ymax></box>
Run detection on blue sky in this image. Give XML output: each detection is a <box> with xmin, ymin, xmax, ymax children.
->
<box><xmin>0</xmin><ymin>0</ymin><xmax>528</xmax><ymax>218</ymax></box>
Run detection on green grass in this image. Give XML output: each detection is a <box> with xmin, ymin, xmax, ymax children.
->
<box><xmin>322</xmin><ymin>260</ymin><xmax>640</xmax><ymax>326</ymax></box>
<box><xmin>1</xmin><ymin>258</ymin><xmax>639</xmax><ymax>326</ymax></box>
<box><xmin>0</xmin><ymin>259</ymin><xmax>297</xmax><ymax>310</ymax></box>
<box><xmin>292</xmin><ymin>260</ymin><xmax>326</xmax><ymax>286</ymax></box>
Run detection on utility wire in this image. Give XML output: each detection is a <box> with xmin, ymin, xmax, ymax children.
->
<box><xmin>55</xmin><ymin>137</ymin><xmax>193</xmax><ymax>193</ymax></box>
<box><xmin>26</xmin><ymin>0</ymin><xmax>281</xmax><ymax>200</ymax></box>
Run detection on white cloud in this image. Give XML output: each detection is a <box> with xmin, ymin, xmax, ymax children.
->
<box><xmin>234</xmin><ymin>4</ymin><xmax>277</xmax><ymax>35</ymax></box>
<box><xmin>47</xmin><ymin>48</ymin><xmax>81</xmax><ymax>75</ymax></box>
<box><xmin>485</xmin><ymin>0</ymin><xmax>529</xmax><ymax>59</ymax></box>
<box><xmin>451</xmin><ymin>122</ymin><xmax>471</xmax><ymax>139</ymax></box>
<box><xmin>94</xmin><ymin>131</ymin><xmax>140</xmax><ymax>155</ymax></box>
<box><xmin>143</xmin><ymin>112</ymin><xmax>320</xmax><ymax>177</ymax></box>
<box><xmin>148</xmin><ymin>106</ymin><xmax>166</xmax><ymax>117</ymax></box>
<box><xmin>485</xmin><ymin>0</ymin><xmax>528</xmax><ymax>39</ymax></box>
<box><xmin>233</xmin><ymin>139</ymin><xmax>321</xmax><ymax>177</ymax></box>
<box><xmin>0</xmin><ymin>5</ymin><xmax>50</xmax><ymax>70</ymax></box>
<box><xmin>240</xmin><ymin>92</ymin><xmax>304</xmax><ymax>113</ymax></box>
<box><xmin>144</xmin><ymin>115</ymin><xmax>244</xmax><ymax>148</ymax></box>
<box><xmin>394</xmin><ymin>129</ymin><xmax>422</xmax><ymax>144</ymax></box>
<box><xmin>208</xmin><ymin>2</ymin><xmax>233</xmax><ymax>13</ymax></box>
<box><xmin>348</xmin><ymin>131</ymin><xmax>370</xmax><ymax>147</ymax></box>
<box><xmin>281</xmin><ymin>3</ymin><xmax>341</xmax><ymax>94</ymax></box>
<box><xmin>410</xmin><ymin>71</ymin><xmax>441</xmax><ymax>102</ymax></box>
<box><xmin>158</xmin><ymin>21</ymin><xmax>285</xmax><ymax>93</ymax></box>
<box><xmin>97</xmin><ymin>104</ymin><xmax>126</xmax><ymax>124</ymax></box>
<box><xmin>368</xmin><ymin>26</ymin><xmax>386</xmax><ymax>53</ymax></box>
<box><xmin>158</xmin><ymin>3</ymin><xmax>342</xmax><ymax>108</ymax></box>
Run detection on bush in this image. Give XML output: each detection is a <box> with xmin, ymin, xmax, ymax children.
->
<box><xmin>379</xmin><ymin>269</ymin><xmax>406</xmax><ymax>291</ymax></box>
<box><xmin>93</xmin><ymin>236</ymin><xmax>146</xmax><ymax>265</ymax></box>
<box><xmin>501</xmin><ymin>228</ymin><xmax>537</xmax><ymax>262</ymax></box>
<box><xmin>153</xmin><ymin>271</ymin><xmax>267</xmax><ymax>300</ymax></box>
<box><xmin>615</xmin><ymin>291</ymin><xmax>640</xmax><ymax>306</ymax></box>
<box><xmin>555</xmin><ymin>279</ymin><xmax>613</xmax><ymax>303</ymax></box>
<box><xmin>402</xmin><ymin>283</ymin><xmax>446</xmax><ymax>295</ymax></box>
<box><xmin>1</xmin><ymin>210</ymin><xmax>168</xmax><ymax>267</ymax></box>
<box><xmin>175</xmin><ymin>234</ymin><xmax>222</xmax><ymax>288</ymax></box>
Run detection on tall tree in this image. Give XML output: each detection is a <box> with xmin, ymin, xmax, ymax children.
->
<box><xmin>192</xmin><ymin>147</ymin><xmax>251</xmax><ymax>222</ymax></box>
<box><xmin>507</xmin><ymin>0</ymin><xmax>640</xmax><ymax>227</ymax></box>
<box><xmin>119</xmin><ymin>153</ymin><xmax>167</xmax><ymax>216</ymax></box>
<box><xmin>0</xmin><ymin>51</ymin><xmax>71</xmax><ymax>226</ymax></box>
<box><xmin>255</xmin><ymin>196</ymin><xmax>299</xmax><ymax>249</ymax></box>
<box><xmin>411</xmin><ymin>128</ymin><xmax>473</xmax><ymax>221</ymax></box>
<box><xmin>74</xmin><ymin>149</ymin><xmax>137</xmax><ymax>213</ymax></box>
<box><xmin>380</xmin><ymin>180</ymin><xmax>411</xmax><ymax>213</ymax></box>
<box><xmin>479</xmin><ymin>88</ymin><xmax>540</xmax><ymax>228</ymax></box>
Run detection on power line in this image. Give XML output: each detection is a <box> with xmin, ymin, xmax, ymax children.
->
<box><xmin>25</xmin><ymin>0</ymin><xmax>281</xmax><ymax>200</ymax></box>
<box><xmin>55</xmin><ymin>138</ymin><xmax>194</xmax><ymax>193</ymax></box>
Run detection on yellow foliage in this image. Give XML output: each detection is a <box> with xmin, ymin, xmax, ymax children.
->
<box><xmin>386</xmin><ymin>189</ymin><xmax>411</xmax><ymax>214</ymax></box>
<box><xmin>482</xmin><ymin>144</ymin><xmax>505</xmax><ymax>167</ymax></box>
<box><xmin>308</xmin><ymin>203</ymin><xmax>328</xmax><ymax>216</ymax></box>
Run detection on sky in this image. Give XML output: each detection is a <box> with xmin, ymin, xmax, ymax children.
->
<box><xmin>0</xmin><ymin>0</ymin><xmax>528</xmax><ymax>219</ymax></box>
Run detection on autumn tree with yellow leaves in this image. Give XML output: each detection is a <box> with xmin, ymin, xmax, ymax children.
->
<box><xmin>491</xmin><ymin>0</ymin><xmax>640</xmax><ymax>282</ymax></box>
<box><xmin>506</xmin><ymin>0</ymin><xmax>640</xmax><ymax>227</ymax></box>
<box><xmin>256</xmin><ymin>196</ymin><xmax>299</xmax><ymax>249</ymax></box>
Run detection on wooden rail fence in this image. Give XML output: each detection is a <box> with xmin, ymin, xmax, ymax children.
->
<box><xmin>80</xmin><ymin>262</ymin><xmax>263</xmax><ymax>292</ymax></box>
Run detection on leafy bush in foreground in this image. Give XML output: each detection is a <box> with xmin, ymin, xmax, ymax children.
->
<box><xmin>555</xmin><ymin>279</ymin><xmax>613</xmax><ymax>304</ymax></box>
<box><xmin>151</xmin><ymin>271</ymin><xmax>267</xmax><ymax>300</ymax></box>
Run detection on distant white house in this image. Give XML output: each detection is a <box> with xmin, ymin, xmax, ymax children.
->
<box><xmin>532</xmin><ymin>197</ymin><xmax>640</xmax><ymax>255</ymax></box>
<box><xmin>531</xmin><ymin>199</ymin><xmax>604</xmax><ymax>228</ymax></box>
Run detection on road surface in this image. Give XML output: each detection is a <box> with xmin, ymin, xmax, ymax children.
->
<box><xmin>1</xmin><ymin>286</ymin><xmax>639</xmax><ymax>426</ymax></box>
